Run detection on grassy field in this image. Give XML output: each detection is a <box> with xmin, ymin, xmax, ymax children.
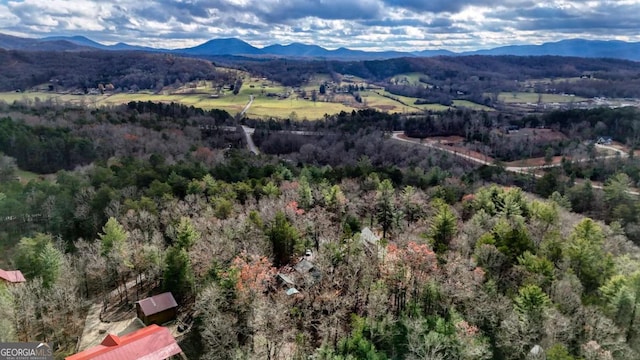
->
<box><xmin>390</xmin><ymin>73</ymin><xmax>427</xmax><ymax>86</ymax></box>
<box><xmin>528</xmin><ymin>77</ymin><xmax>598</xmax><ymax>84</ymax></box>
<box><xmin>15</xmin><ymin>168</ymin><xmax>41</xmax><ymax>184</ymax></box>
<box><xmin>237</xmin><ymin>79</ymin><xmax>290</xmax><ymax>97</ymax></box>
<box><xmin>369</xmin><ymin>91</ymin><xmax>452</xmax><ymax>112</ymax></box>
<box><xmin>498</xmin><ymin>92</ymin><xmax>587</xmax><ymax>104</ymax></box>
<box><xmin>0</xmin><ymin>77</ymin><xmax>462</xmax><ymax>120</ymax></box>
<box><xmin>452</xmin><ymin>100</ymin><xmax>494</xmax><ymax>111</ymax></box>
<box><xmin>360</xmin><ymin>91</ymin><xmax>412</xmax><ymax>112</ymax></box>
<box><xmin>245</xmin><ymin>98</ymin><xmax>354</xmax><ymax>119</ymax></box>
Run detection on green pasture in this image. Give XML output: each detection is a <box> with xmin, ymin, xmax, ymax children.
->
<box><xmin>360</xmin><ymin>91</ymin><xmax>411</xmax><ymax>113</ymax></box>
<box><xmin>338</xmin><ymin>75</ymin><xmax>368</xmax><ymax>88</ymax></box>
<box><xmin>528</xmin><ymin>77</ymin><xmax>596</xmax><ymax>84</ymax></box>
<box><xmin>0</xmin><ymin>85</ymin><xmax>452</xmax><ymax>120</ymax></box>
<box><xmin>368</xmin><ymin>91</ymin><xmax>451</xmax><ymax>112</ymax></box>
<box><xmin>498</xmin><ymin>92</ymin><xmax>587</xmax><ymax>104</ymax></box>
<box><xmin>452</xmin><ymin>100</ymin><xmax>494</xmax><ymax>111</ymax></box>
<box><xmin>390</xmin><ymin>73</ymin><xmax>427</xmax><ymax>86</ymax></box>
<box><xmin>15</xmin><ymin>168</ymin><xmax>41</xmax><ymax>184</ymax></box>
<box><xmin>237</xmin><ymin>79</ymin><xmax>290</xmax><ymax>97</ymax></box>
<box><xmin>245</xmin><ymin>97</ymin><xmax>355</xmax><ymax>120</ymax></box>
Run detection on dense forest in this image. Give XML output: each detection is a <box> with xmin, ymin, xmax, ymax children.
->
<box><xmin>229</xmin><ymin>55</ymin><xmax>640</xmax><ymax>103</ymax></box>
<box><xmin>0</xmin><ymin>49</ymin><xmax>228</xmax><ymax>91</ymax></box>
<box><xmin>1</xmin><ymin>100</ymin><xmax>640</xmax><ymax>360</ymax></box>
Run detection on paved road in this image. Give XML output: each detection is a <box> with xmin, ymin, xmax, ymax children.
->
<box><xmin>391</xmin><ymin>131</ymin><xmax>492</xmax><ymax>165</ymax></box>
<box><xmin>391</xmin><ymin>131</ymin><xmax>639</xmax><ymax>195</ymax></box>
<box><xmin>240</xmin><ymin>95</ymin><xmax>254</xmax><ymax>116</ymax></box>
<box><xmin>238</xmin><ymin>96</ymin><xmax>259</xmax><ymax>154</ymax></box>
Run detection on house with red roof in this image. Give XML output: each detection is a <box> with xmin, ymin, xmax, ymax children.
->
<box><xmin>65</xmin><ymin>324</ymin><xmax>183</xmax><ymax>360</ymax></box>
<box><xmin>0</xmin><ymin>268</ymin><xmax>26</xmax><ymax>284</ymax></box>
<box><xmin>136</xmin><ymin>292</ymin><xmax>178</xmax><ymax>326</ymax></box>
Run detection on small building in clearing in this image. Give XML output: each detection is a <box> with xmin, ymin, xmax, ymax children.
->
<box><xmin>136</xmin><ymin>292</ymin><xmax>178</xmax><ymax>326</ymax></box>
<box><xmin>66</xmin><ymin>324</ymin><xmax>183</xmax><ymax>360</ymax></box>
<box><xmin>0</xmin><ymin>269</ymin><xmax>26</xmax><ymax>284</ymax></box>
<box><xmin>596</xmin><ymin>136</ymin><xmax>613</xmax><ymax>145</ymax></box>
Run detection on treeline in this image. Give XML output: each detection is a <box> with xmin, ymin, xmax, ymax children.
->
<box><xmin>221</xmin><ymin>57</ymin><xmax>324</xmax><ymax>86</ymax></box>
<box><xmin>0</xmin><ymin>49</ymin><xmax>229</xmax><ymax>91</ymax></box>
<box><xmin>0</xmin><ymin>101</ymin><xmax>232</xmax><ymax>174</ymax></box>
<box><xmin>329</xmin><ymin>55</ymin><xmax>640</xmax><ymax>84</ymax></box>
<box><xmin>536</xmin><ymin>107</ymin><xmax>640</xmax><ymax>145</ymax></box>
<box><xmin>232</xmin><ymin>55</ymin><xmax>640</xmax><ymax>98</ymax></box>
<box><xmin>0</xmin><ymin>118</ymin><xmax>96</xmax><ymax>173</ymax></box>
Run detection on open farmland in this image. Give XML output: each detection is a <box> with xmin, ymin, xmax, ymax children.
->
<box><xmin>244</xmin><ymin>97</ymin><xmax>354</xmax><ymax>119</ymax></box>
<box><xmin>498</xmin><ymin>92</ymin><xmax>587</xmax><ymax>104</ymax></box>
<box><xmin>0</xmin><ymin>90</ymin><xmax>358</xmax><ymax>119</ymax></box>
<box><xmin>0</xmin><ymin>88</ymin><xmax>476</xmax><ymax>119</ymax></box>
<box><xmin>452</xmin><ymin>100</ymin><xmax>494</xmax><ymax>111</ymax></box>
<box><xmin>360</xmin><ymin>91</ymin><xmax>415</xmax><ymax>112</ymax></box>
<box><xmin>390</xmin><ymin>72</ymin><xmax>427</xmax><ymax>86</ymax></box>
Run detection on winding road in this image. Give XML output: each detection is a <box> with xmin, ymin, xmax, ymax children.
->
<box><xmin>235</xmin><ymin>126</ymin><xmax>637</xmax><ymax>195</ymax></box>
<box><xmin>390</xmin><ymin>131</ymin><xmax>639</xmax><ymax>195</ymax></box>
<box><xmin>239</xmin><ymin>95</ymin><xmax>260</xmax><ymax>155</ymax></box>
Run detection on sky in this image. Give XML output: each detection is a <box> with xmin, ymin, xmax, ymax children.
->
<box><xmin>0</xmin><ymin>0</ymin><xmax>639</xmax><ymax>52</ymax></box>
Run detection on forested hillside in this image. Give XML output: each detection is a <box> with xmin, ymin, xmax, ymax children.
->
<box><xmin>236</xmin><ymin>55</ymin><xmax>640</xmax><ymax>101</ymax></box>
<box><xmin>1</xmin><ymin>101</ymin><xmax>640</xmax><ymax>359</ymax></box>
<box><xmin>0</xmin><ymin>50</ymin><xmax>226</xmax><ymax>91</ymax></box>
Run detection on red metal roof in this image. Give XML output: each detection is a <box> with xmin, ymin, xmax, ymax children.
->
<box><xmin>65</xmin><ymin>325</ymin><xmax>182</xmax><ymax>360</ymax></box>
<box><xmin>136</xmin><ymin>292</ymin><xmax>178</xmax><ymax>317</ymax></box>
<box><xmin>0</xmin><ymin>269</ymin><xmax>26</xmax><ymax>283</ymax></box>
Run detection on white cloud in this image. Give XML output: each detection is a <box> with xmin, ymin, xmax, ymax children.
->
<box><xmin>0</xmin><ymin>0</ymin><xmax>638</xmax><ymax>51</ymax></box>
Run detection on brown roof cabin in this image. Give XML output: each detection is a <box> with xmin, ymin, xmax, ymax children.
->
<box><xmin>0</xmin><ymin>269</ymin><xmax>26</xmax><ymax>284</ymax></box>
<box><xmin>136</xmin><ymin>292</ymin><xmax>178</xmax><ymax>326</ymax></box>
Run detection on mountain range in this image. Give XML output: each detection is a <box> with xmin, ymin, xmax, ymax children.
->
<box><xmin>0</xmin><ymin>33</ymin><xmax>639</xmax><ymax>61</ymax></box>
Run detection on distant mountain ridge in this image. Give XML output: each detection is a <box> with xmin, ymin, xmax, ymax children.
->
<box><xmin>466</xmin><ymin>39</ymin><xmax>640</xmax><ymax>60</ymax></box>
<box><xmin>0</xmin><ymin>33</ymin><xmax>639</xmax><ymax>61</ymax></box>
<box><xmin>41</xmin><ymin>35</ymin><xmax>160</xmax><ymax>52</ymax></box>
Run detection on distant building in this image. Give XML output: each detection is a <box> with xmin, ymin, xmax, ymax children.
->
<box><xmin>596</xmin><ymin>136</ymin><xmax>613</xmax><ymax>145</ymax></box>
<box><xmin>285</xmin><ymin>288</ymin><xmax>300</xmax><ymax>296</ymax></box>
<box><xmin>136</xmin><ymin>292</ymin><xmax>178</xmax><ymax>326</ymax></box>
<box><xmin>505</xmin><ymin>125</ymin><xmax>520</xmax><ymax>134</ymax></box>
<box><xmin>294</xmin><ymin>259</ymin><xmax>321</xmax><ymax>286</ymax></box>
<box><xmin>0</xmin><ymin>269</ymin><xmax>26</xmax><ymax>284</ymax></box>
<box><xmin>294</xmin><ymin>259</ymin><xmax>315</xmax><ymax>274</ymax></box>
<box><xmin>66</xmin><ymin>324</ymin><xmax>183</xmax><ymax>360</ymax></box>
<box><xmin>276</xmin><ymin>273</ymin><xmax>296</xmax><ymax>288</ymax></box>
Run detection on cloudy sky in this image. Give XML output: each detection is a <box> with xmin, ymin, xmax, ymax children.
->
<box><xmin>0</xmin><ymin>0</ymin><xmax>639</xmax><ymax>52</ymax></box>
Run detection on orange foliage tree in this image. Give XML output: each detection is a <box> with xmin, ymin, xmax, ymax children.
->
<box><xmin>229</xmin><ymin>251</ymin><xmax>276</xmax><ymax>301</ymax></box>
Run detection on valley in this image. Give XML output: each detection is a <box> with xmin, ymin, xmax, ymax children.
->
<box><xmin>1</xmin><ymin>36</ymin><xmax>640</xmax><ymax>360</ymax></box>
